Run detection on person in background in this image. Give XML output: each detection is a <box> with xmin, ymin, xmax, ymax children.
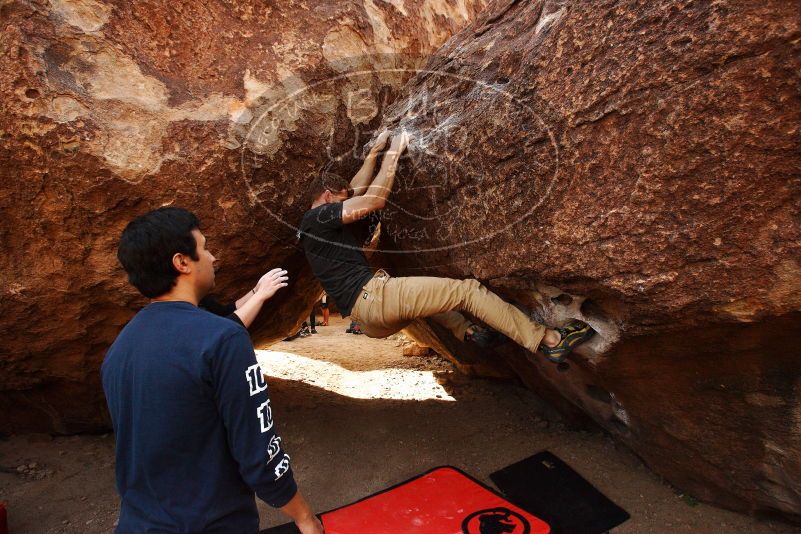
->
<box><xmin>346</xmin><ymin>320</ymin><xmax>363</xmax><ymax>335</ymax></box>
<box><xmin>319</xmin><ymin>292</ymin><xmax>329</xmax><ymax>326</ymax></box>
<box><xmin>309</xmin><ymin>305</ymin><xmax>318</xmax><ymax>334</ymax></box>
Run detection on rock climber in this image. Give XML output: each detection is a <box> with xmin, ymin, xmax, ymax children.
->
<box><xmin>298</xmin><ymin>130</ymin><xmax>594</xmax><ymax>363</ymax></box>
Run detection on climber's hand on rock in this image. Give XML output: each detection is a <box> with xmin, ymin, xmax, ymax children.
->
<box><xmin>369</xmin><ymin>129</ymin><xmax>390</xmax><ymax>154</ymax></box>
<box><xmin>388</xmin><ymin>132</ymin><xmax>409</xmax><ymax>158</ymax></box>
<box><xmin>398</xmin><ymin>130</ymin><xmax>411</xmax><ymax>153</ymax></box>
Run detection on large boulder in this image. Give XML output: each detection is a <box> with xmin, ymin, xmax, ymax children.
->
<box><xmin>0</xmin><ymin>0</ymin><xmax>487</xmax><ymax>433</ymax></box>
<box><xmin>375</xmin><ymin>0</ymin><xmax>801</xmax><ymax>521</ymax></box>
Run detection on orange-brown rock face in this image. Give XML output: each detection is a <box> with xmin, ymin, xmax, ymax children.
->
<box><xmin>0</xmin><ymin>0</ymin><xmax>486</xmax><ymax>433</ymax></box>
<box><xmin>374</xmin><ymin>0</ymin><xmax>801</xmax><ymax>521</ymax></box>
<box><xmin>2</xmin><ymin>0</ymin><xmax>800</xmax><ymax>521</ymax></box>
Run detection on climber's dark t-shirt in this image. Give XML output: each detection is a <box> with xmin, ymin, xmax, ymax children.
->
<box><xmin>300</xmin><ymin>202</ymin><xmax>373</xmax><ymax>316</ymax></box>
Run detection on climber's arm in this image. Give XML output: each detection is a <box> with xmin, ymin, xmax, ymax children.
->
<box><xmin>342</xmin><ymin>132</ymin><xmax>408</xmax><ymax>225</ymax></box>
<box><xmin>349</xmin><ymin>130</ymin><xmax>390</xmax><ymax>197</ymax></box>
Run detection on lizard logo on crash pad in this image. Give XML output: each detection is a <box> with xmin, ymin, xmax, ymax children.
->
<box><xmin>462</xmin><ymin>507</ymin><xmax>531</xmax><ymax>534</ymax></box>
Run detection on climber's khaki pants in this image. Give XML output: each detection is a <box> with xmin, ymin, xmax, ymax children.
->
<box><xmin>349</xmin><ymin>272</ymin><xmax>546</xmax><ymax>353</ymax></box>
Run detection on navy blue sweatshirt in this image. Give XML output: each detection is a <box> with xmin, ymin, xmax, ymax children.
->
<box><xmin>102</xmin><ymin>301</ymin><xmax>297</xmax><ymax>533</ymax></box>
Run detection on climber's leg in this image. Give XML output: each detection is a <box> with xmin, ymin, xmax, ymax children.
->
<box><xmin>429</xmin><ymin>311</ymin><xmax>474</xmax><ymax>342</ymax></box>
<box><xmin>378</xmin><ymin>275</ymin><xmax>547</xmax><ymax>353</ymax></box>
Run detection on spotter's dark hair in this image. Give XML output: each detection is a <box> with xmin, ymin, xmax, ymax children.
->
<box><xmin>117</xmin><ymin>207</ymin><xmax>200</xmax><ymax>298</ymax></box>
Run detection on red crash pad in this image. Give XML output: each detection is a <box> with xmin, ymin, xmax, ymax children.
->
<box><xmin>320</xmin><ymin>466</ymin><xmax>550</xmax><ymax>534</ymax></box>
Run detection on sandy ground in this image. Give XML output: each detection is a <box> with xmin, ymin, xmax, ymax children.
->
<box><xmin>0</xmin><ymin>316</ymin><xmax>797</xmax><ymax>533</ymax></box>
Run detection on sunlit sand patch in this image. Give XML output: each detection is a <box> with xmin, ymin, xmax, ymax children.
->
<box><xmin>256</xmin><ymin>350</ymin><xmax>455</xmax><ymax>401</ymax></box>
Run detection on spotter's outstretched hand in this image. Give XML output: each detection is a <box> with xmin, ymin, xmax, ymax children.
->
<box><xmin>255</xmin><ymin>267</ymin><xmax>289</xmax><ymax>301</ymax></box>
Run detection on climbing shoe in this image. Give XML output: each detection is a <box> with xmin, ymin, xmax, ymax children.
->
<box><xmin>465</xmin><ymin>326</ymin><xmax>509</xmax><ymax>349</ymax></box>
<box><xmin>539</xmin><ymin>319</ymin><xmax>595</xmax><ymax>363</ymax></box>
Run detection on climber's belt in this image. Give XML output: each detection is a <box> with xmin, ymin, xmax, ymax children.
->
<box><xmin>360</xmin><ymin>270</ymin><xmax>390</xmax><ymax>300</ymax></box>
